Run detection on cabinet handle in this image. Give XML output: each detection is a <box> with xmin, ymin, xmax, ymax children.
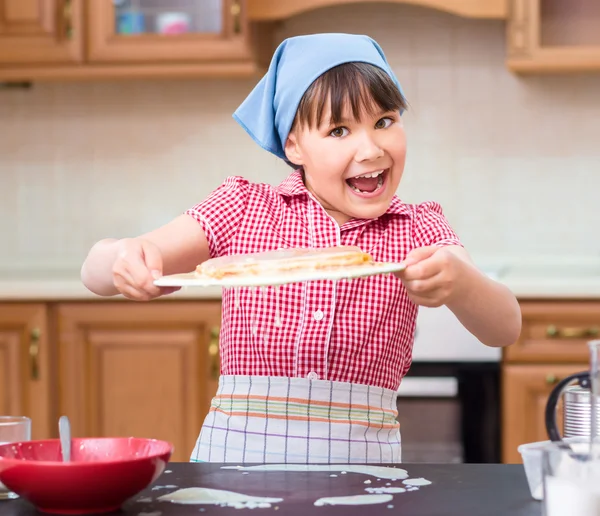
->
<box><xmin>231</xmin><ymin>0</ymin><xmax>241</xmax><ymax>34</ymax></box>
<box><xmin>546</xmin><ymin>325</ymin><xmax>599</xmax><ymax>339</ymax></box>
<box><xmin>62</xmin><ymin>0</ymin><xmax>73</xmax><ymax>39</ymax></box>
<box><xmin>208</xmin><ymin>327</ymin><xmax>220</xmax><ymax>381</ymax></box>
<box><xmin>546</xmin><ymin>374</ymin><xmax>559</xmax><ymax>385</ymax></box>
<box><xmin>29</xmin><ymin>328</ymin><xmax>41</xmax><ymax>380</ymax></box>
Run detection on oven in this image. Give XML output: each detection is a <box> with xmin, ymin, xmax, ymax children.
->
<box><xmin>397</xmin><ymin>301</ymin><xmax>502</xmax><ymax>464</ymax></box>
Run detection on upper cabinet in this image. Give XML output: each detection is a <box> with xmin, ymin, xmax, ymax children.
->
<box><xmin>1</xmin><ymin>0</ymin><xmax>599</xmax><ymax>79</ymax></box>
<box><xmin>0</xmin><ymin>0</ymin><xmax>258</xmax><ymax>80</ymax></box>
<box><xmin>87</xmin><ymin>0</ymin><xmax>253</xmax><ymax>67</ymax></box>
<box><xmin>0</xmin><ymin>0</ymin><xmax>83</xmax><ymax>65</ymax></box>
<box><xmin>507</xmin><ymin>0</ymin><xmax>600</xmax><ymax>73</ymax></box>
<box><xmin>248</xmin><ymin>0</ymin><xmax>507</xmax><ymax>20</ymax></box>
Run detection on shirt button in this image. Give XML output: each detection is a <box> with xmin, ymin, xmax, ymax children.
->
<box><xmin>313</xmin><ymin>309</ymin><xmax>324</xmax><ymax>321</ymax></box>
<box><xmin>307</xmin><ymin>371</ymin><xmax>318</xmax><ymax>380</ymax></box>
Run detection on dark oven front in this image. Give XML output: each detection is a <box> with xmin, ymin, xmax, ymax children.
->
<box><xmin>396</xmin><ymin>362</ymin><xmax>500</xmax><ymax>464</ymax></box>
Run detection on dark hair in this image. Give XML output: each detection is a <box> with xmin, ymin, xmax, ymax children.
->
<box><xmin>291</xmin><ymin>62</ymin><xmax>408</xmax><ymax>132</ymax></box>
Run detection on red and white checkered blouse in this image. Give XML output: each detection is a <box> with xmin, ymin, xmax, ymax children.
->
<box><xmin>186</xmin><ymin>170</ymin><xmax>461</xmax><ymax>391</ymax></box>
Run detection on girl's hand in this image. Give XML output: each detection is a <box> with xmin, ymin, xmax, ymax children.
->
<box><xmin>112</xmin><ymin>238</ymin><xmax>180</xmax><ymax>301</ymax></box>
<box><xmin>396</xmin><ymin>245</ymin><xmax>462</xmax><ymax>307</ymax></box>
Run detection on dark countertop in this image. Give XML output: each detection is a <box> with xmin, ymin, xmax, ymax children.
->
<box><xmin>2</xmin><ymin>463</ymin><xmax>540</xmax><ymax>516</ymax></box>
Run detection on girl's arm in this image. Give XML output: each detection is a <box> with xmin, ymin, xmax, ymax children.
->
<box><xmin>398</xmin><ymin>245</ymin><xmax>521</xmax><ymax>348</ymax></box>
<box><xmin>81</xmin><ymin>214</ymin><xmax>210</xmax><ymax>298</ymax></box>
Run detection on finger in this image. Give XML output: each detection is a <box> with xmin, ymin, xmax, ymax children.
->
<box><xmin>114</xmin><ymin>268</ymin><xmax>151</xmax><ymax>301</ymax></box>
<box><xmin>141</xmin><ymin>241</ymin><xmax>164</xmax><ymax>279</ymax></box>
<box><xmin>123</xmin><ymin>252</ymin><xmax>154</xmax><ymax>289</ymax></box>
<box><xmin>136</xmin><ymin>279</ymin><xmax>164</xmax><ymax>299</ymax></box>
<box><xmin>404</xmin><ymin>284</ymin><xmax>447</xmax><ymax>307</ymax></box>
<box><xmin>400</xmin><ymin>257</ymin><xmax>442</xmax><ymax>282</ymax></box>
<box><xmin>115</xmin><ymin>268</ymin><xmax>175</xmax><ymax>299</ymax></box>
<box><xmin>118</xmin><ymin>284</ymin><xmax>152</xmax><ymax>301</ymax></box>
<box><xmin>407</xmin><ymin>292</ymin><xmax>445</xmax><ymax>308</ymax></box>
<box><xmin>402</xmin><ymin>245</ymin><xmax>439</xmax><ymax>267</ymax></box>
<box><xmin>113</xmin><ymin>266</ymin><xmax>137</xmax><ymax>290</ymax></box>
<box><xmin>402</xmin><ymin>275</ymin><xmax>444</xmax><ymax>296</ymax></box>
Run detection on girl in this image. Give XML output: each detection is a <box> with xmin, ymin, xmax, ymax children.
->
<box><xmin>81</xmin><ymin>33</ymin><xmax>521</xmax><ymax>463</ymax></box>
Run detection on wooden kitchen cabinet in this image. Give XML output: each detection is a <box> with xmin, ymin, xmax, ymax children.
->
<box><xmin>87</xmin><ymin>0</ymin><xmax>253</xmax><ymax>67</ymax></box>
<box><xmin>502</xmin><ymin>363</ymin><xmax>586</xmax><ymax>464</ymax></box>
<box><xmin>507</xmin><ymin>0</ymin><xmax>600</xmax><ymax>73</ymax></box>
<box><xmin>504</xmin><ymin>301</ymin><xmax>600</xmax><ymax>364</ymax></box>
<box><xmin>248</xmin><ymin>0</ymin><xmax>507</xmax><ymax>20</ymax></box>
<box><xmin>0</xmin><ymin>0</ymin><xmax>83</xmax><ymax>65</ymax></box>
<box><xmin>0</xmin><ymin>0</ymin><xmax>259</xmax><ymax>80</ymax></box>
<box><xmin>54</xmin><ymin>301</ymin><xmax>221</xmax><ymax>462</ymax></box>
<box><xmin>502</xmin><ymin>300</ymin><xmax>600</xmax><ymax>464</ymax></box>
<box><xmin>0</xmin><ymin>304</ymin><xmax>52</xmax><ymax>440</ymax></box>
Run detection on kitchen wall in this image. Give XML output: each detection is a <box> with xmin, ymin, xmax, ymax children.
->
<box><xmin>1</xmin><ymin>3</ymin><xmax>600</xmax><ymax>273</ymax></box>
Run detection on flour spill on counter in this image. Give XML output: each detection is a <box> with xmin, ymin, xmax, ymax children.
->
<box><xmin>157</xmin><ymin>487</ymin><xmax>282</xmax><ymax>509</ymax></box>
<box><xmin>151</xmin><ymin>485</ymin><xmax>178</xmax><ymax>491</ymax></box>
<box><xmin>403</xmin><ymin>478</ymin><xmax>432</xmax><ymax>487</ymax></box>
<box><xmin>314</xmin><ymin>494</ymin><xmax>393</xmax><ymax>506</ymax></box>
<box><xmin>154</xmin><ymin>464</ymin><xmax>431</xmax><ymax>509</ymax></box>
<box><xmin>366</xmin><ymin>487</ymin><xmax>406</xmax><ymax>494</ymax></box>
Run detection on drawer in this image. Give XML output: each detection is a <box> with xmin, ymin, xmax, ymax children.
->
<box><xmin>504</xmin><ymin>301</ymin><xmax>600</xmax><ymax>363</ymax></box>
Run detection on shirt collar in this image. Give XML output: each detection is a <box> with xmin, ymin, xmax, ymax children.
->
<box><xmin>276</xmin><ymin>170</ymin><xmax>412</xmax><ymax>217</ymax></box>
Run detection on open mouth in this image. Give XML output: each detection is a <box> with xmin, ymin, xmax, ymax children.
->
<box><xmin>345</xmin><ymin>169</ymin><xmax>388</xmax><ymax>195</ymax></box>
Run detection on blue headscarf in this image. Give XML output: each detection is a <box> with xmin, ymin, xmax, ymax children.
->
<box><xmin>233</xmin><ymin>33</ymin><xmax>404</xmax><ymax>162</ymax></box>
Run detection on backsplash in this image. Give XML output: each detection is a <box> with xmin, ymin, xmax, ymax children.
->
<box><xmin>1</xmin><ymin>4</ymin><xmax>600</xmax><ymax>272</ymax></box>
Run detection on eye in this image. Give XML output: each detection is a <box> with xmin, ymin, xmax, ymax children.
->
<box><xmin>375</xmin><ymin>117</ymin><xmax>394</xmax><ymax>129</ymax></box>
<box><xmin>329</xmin><ymin>126</ymin><xmax>349</xmax><ymax>138</ymax></box>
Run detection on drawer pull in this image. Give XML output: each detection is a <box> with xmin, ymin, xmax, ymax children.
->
<box><xmin>62</xmin><ymin>0</ymin><xmax>74</xmax><ymax>40</ymax></box>
<box><xmin>208</xmin><ymin>327</ymin><xmax>220</xmax><ymax>380</ymax></box>
<box><xmin>546</xmin><ymin>374</ymin><xmax>560</xmax><ymax>385</ymax></box>
<box><xmin>546</xmin><ymin>325</ymin><xmax>599</xmax><ymax>339</ymax></box>
<box><xmin>231</xmin><ymin>0</ymin><xmax>241</xmax><ymax>34</ymax></box>
<box><xmin>29</xmin><ymin>328</ymin><xmax>41</xmax><ymax>380</ymax></box>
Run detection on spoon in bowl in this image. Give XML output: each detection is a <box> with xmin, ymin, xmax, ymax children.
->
<box><xmin>59</xmin><ymin>415</ymin><xmax>71</xmax><ymax>462</ymax></box>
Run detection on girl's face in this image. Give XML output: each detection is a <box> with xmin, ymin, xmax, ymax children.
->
<box><xmin>285</xmin><ymin>98</ymin><xmax>406</xmax><ymax>226</ymax></box>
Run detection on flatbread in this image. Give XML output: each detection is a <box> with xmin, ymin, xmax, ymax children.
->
<box><xmin>196</xmin><ymin>246</ymin><xmax>373</xmax><ymax>279</ymax></box>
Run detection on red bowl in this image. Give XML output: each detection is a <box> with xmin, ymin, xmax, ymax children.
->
<box><xmin>0</xmin><ymin>437</ymin><xmax>173</xmax><ymax>514</ymax></box>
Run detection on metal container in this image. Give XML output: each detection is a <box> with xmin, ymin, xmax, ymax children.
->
<box><xmin>563</xmin><ymin>385</ymin><xmax>600</xmax><ymax>437</ymax></box>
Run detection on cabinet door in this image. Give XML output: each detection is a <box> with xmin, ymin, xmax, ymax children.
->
<box><xmin>56</xmin><ymin>302</ymin><xmax>221</xmax><ymax>462</ymax></box>
<box><xmin>0</xmin><ymin>304</ymin><xmax>52</xmax><ymax>439</ymax></box>
<box><xmin>507</xmin><ymin>0</ymin><xmax>600</xmax><ymax>72</ymax></box>
<box><xmin>502</xmin><ymin>364</ymin><xmax>587</xmax><ymax>464</ymax></box>
<box><xmin>87</xmin><ymin>0</ymin><xmax>251</xmax><ymax>64</ymax></box>
<box><xmin>0</xmin><ymin>0</ymin><xmax>82</xmax><ymax>65</ymax></box>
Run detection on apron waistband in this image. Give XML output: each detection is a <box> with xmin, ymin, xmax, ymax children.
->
<box><xmin>191</xmin><ymin>375</ymin><xmax>401</xmax><ymax>464</ymax></box>
<box><xmin>211</xmin><ymin>375</ymin><xmax>398</xmax><ymax>428</ymax></box>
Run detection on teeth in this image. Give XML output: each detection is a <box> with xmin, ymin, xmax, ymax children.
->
<box><xmin>349</xmin><ymin>174</ymin><xmax>385</xmax><ymax>194</ymax></box>
<box><xmin>354</xmin><ymin>170</ymin><xmax>384</xmax><ymax>179</ymax></box>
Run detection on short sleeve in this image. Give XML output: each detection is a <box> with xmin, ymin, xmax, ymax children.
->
<box><xmin>412</xmin><ymin>201</ymin><xmax>462</xmax><ymax>249</ymax></box>
<box><xmin>185</xmin><ymin>176</ymin><xmax>249</xmax><ymax>258</ymax></box>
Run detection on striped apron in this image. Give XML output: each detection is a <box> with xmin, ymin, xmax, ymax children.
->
<box><xmin>190</xmin><ymin>375</ymin><xmax>401</xmax><ymax>463</ymax></box>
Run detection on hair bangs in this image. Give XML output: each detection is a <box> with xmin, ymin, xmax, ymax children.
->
<box><xmin>293</xmin><ymin>62</ymin><xmax>407</xmax><ymax>131</ymax></box>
